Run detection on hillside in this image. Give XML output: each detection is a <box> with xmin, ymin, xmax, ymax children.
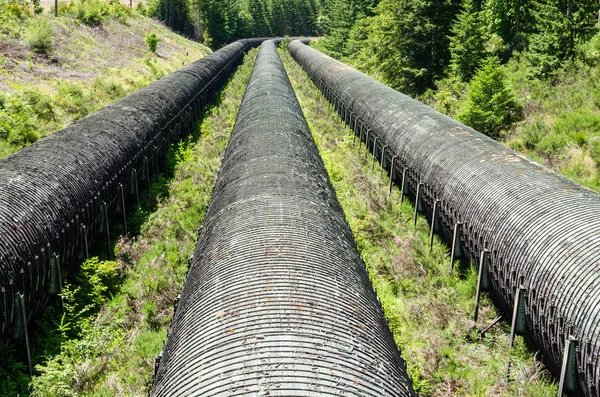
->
<box><xmin>0</xmin><ymin>1</ymin><xmax>210</xmax><ymax>158</ymax></box>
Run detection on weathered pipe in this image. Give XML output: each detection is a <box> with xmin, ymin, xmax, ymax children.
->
<box><xmin>0</xmin><ymin>38</ymin><xmax>266</xmax><ymax>341</ymax></box>
<box><xmin>289</xmin><ymin>39</ymin><xmax>600</xmax><ymax>396</ymax></box>
<box><xmin>150</xmin><ymin>40</ymin><xmax>416</xmax><ymax>397</ymax></box>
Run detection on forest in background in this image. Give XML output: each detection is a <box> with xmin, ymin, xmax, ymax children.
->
<box><xmin>315</xmin><ymin>0</ymin><xmax>600</xmax><ymax>192</ymax></box>
<box><xmin>148</xmin><ymin>0</ymin><xmax>321</xmax><ymax>47</ymax></box>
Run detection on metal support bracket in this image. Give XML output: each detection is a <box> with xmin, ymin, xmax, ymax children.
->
<box><xmin>449</xmin><ymin>222</ymin><xmax>463</xmax><ymax>269</ymax></box>
<box><xmin>558</xmin><ymin>336</ymin><xmax>579</xmax><ymax>396</ymax></box>
<box><xmin>505</xmin><ymin>286</ymin><xmax>527</xmax><ymax>381</ymax></box>
<box><xmin>380</xmin><ymin>146</ymin><xmax>387</xmax><ymax>175</ymax></box>
<box><xmin>429</xmin><ymin>200</ymin><xmax>440</xmax><ymax>251</ymax></box>
<box><xmin>119</xmin><ymin>183</ymin><xmax>127</xmax><ymax>236</ymax></box>
<box><xmin>81</xmin><ymin>224</ymin><xmax>89</xmax><ymax>259</ymax></box>
<box><xmin>413</xmin><ymin>182</ymin><xmax>423</xmax><ymax>227</ymax></box>
<box><xmin>15</xmin><ymin>293</ymin><xmax>33</xmax><ymax>376</ymax></box>
<box><xmin>399</xmin><ymin>168</ymin><xmax>408</xmax><ymax>205</ymax></box>
<box><xmin>372</xmin><ymin>137</ymin><xmax>379</xmax><ymax>170</ymax></box>
<box><xmin>473</xmin><ymin>249</ymin><xmax>490</xmax><ymax>321</ymax></box>
<box><xmin>389</xmin><ymin>156</ymin><xmax>397</xmax><ymax>194</ymax></box>
<box><xmin>102</xmin><ymin>201</ymin><xmax>111</xmax><ymax>260</ymax></box>
<box><xmin>132</xmin><ymin>168</ymin><xmax>140</xmax><ymax>208</ymax></box>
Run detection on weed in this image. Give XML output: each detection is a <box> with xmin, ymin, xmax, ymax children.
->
<box><xmin>57</xmin><ymin>82</ymin><xmax>90</xmax><ymax>119</ymax></box>
<box><xmin>24</xmin><ymin>16</ymin><xmax>54</xmax><ymax>54</ymax></box>
<box><xmin>145</xmin><ymin>31</ymin><xmax>160</xmax><ymax>53</ymax></box>
<box><xmin>75</xmin><ymin>0</ymin><xmax>109</xmax><ymax>26</ymax></box>
<box><xmin>22</xmin><ymin>88</ymin><xmax>55</xmax><ymax>121</ymax></box>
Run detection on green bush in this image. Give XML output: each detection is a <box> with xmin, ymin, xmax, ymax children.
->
<box><xmin>57</xmin><ymin>82</ymin><xmax>90</xmax><ymax>119</ymax></box>
<box><xmin>75</xmin><ymin>0</ymin><xmax>109</xmax><ymax>26</ymax></box>
<box><xmin>108</xmin><ymin>0</ymin><xmax>133</xmax><ymax>23</ymax></box>
<box><xmin>456</xmin><ymin>57</ymin><xmax>523</xmax><ymax>139</ymax></box>
<box><xmin>145</xmin><ymin>31</ymin><xmax>160</xmax><ymax>53</ymax></box>
<box><xmin>31</xmin><ymin>0</ymin><xmax>44</xmax><ymax>14</ymax></box>
<box><xmin>24</xmin><ymin>16</ymin><xmax>54</xmax><ymax>54</ymax></box>
<box><xmin>135</xmin><ymin>1</ymin><xmax>147</xmax><ymax>16</ymax></box>
<box><xmin>92</xmin><ymin>77</ymin><xmax>125</xmax><ymax>100</ymax></box>
<box><xmin>22</xmin><ymin>88</ymin><xmax>55</xmax><ymax>120</ymax></box>
<box><xmin>0</xmin><ymin>93</ymin><xmax>40</xmax><ymax>148</ymax></box>
<box><xmin>590</xmin><ymin>138</ymin><xmax>600</xmax><ymax>167</ymax></box>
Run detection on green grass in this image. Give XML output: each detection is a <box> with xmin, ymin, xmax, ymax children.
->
<box><xmin>280</xmin><ymin>46</ymin><xmax>557</xmax><ymax>397</ymax></box>
<box><xmin>0</xmin><ymin>48</ymin><xmax>258</xmax><ymax>397</ymax></box>
<box><xmin>0</xmin><ymin>2</ymin><xmax>211</xmax><ymax>159</ymax></box>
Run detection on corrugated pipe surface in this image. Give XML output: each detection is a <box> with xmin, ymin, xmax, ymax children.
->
<box><xmin>289</xmin><ymin>39</ymin><xmax>600</xmax><ymax>396</ymax></box>
<box><xmin>0</xmin><ymin>38</ymin><xmax>266</xmax><ymax>341</ymax></box>
<box><xmin>150</xmin><ymin>40</ymin><xmax>416</xmax><ymax>397</ymax></box>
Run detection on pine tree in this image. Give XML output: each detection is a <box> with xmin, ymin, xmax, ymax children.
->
<box><xmin>249</xmin><ymin>0</ymin><xmax>272</xmax><ymax>37</ymax></box>
<box><xmin>321</xmin><ymin>0</ymin><xmax>377</xmax><ymax>57</ymax></box>
<box><xmin>449</xmin><ymin>0</ymin><xmax>489</xmax><ymax>81</ymax></box>
<box><xmin>456</xmin><ymin>57</ymin><xmax>522</xmax><ymax>138</ymax></box>
<box><xmin>197</xmin><ymin>0</ymin><xmax>241</xmax><ymax>47</ymax></box>
<box><xmin>526</xmin><ymin>0</ymin><xmax>597</xmax><ymax>77</ymax></box>
<box><xmin>366</xmin><ymin>0</ymin><xmax>462</xmax><ymax>96</ymax></box>
<box><xmin>484</xmin><ymin>0</ymin><xmax>535</xmax><ymax>50</ymax></box>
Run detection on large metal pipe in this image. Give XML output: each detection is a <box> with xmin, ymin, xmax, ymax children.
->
<box><xmin>150</xmin><ymin>40</ymin><xmax>416</xmax><ymax>397</ymax></box>
<box><xmin>0</xmin><ymin>38</ymin><xmax>266</xmax><ymax>341</ymax></box>
<box><xmin>289</xmin><ymin>39</ymin><xmax>600</xmax><ymax>396</ymax></box>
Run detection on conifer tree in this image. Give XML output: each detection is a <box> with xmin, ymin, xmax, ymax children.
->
<box><xmin>366</xmin><ymin>0</ymin><xmax>461</xmax><ymax>96</ymax></box>
<box><xmin>249</xmin><ymin>0</ymin><xmax>272</xmax><ymax>37</ymax></box>
<box><xmin>449</xmin><ymin>0</ymin><xmax>489</xmax><ymax>81</ymax></box>
<box><xmin>457</xmin><ymin>56</ymin><xmax>522</xmax><ymax>138</ymax></box>
<box><xmin>484</xmin><ymin>0</ymin><xmax>535</xmax><ymax>50</ymax></box>
<box><xmin>525</xmin><ymin>0</ymin><xmax>597</xmax><ymax>77</ymax></box>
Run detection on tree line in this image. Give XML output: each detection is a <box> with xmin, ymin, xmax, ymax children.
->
<box><xmin>318</xmin><ymin>0</ymin><xmax>600</xmax><ymax>137</ymax></box>
<box><xmin>148</xmin><ymin>0</ymin><xmax>321</xmax><ymax>47</ymax></box>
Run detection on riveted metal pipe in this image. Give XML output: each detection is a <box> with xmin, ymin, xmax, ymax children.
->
<box><xmin>150</xmin><ymin>40</ymin><xmax>415</xmax><ymax>397</ymax></box>
<box><xmin>290</xmin><ymin>39</ymin><xmax>600</xmax><ymax>395</ymax></box>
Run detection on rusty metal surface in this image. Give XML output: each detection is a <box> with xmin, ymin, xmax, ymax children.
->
<box><xmin>0</xmin><ymin>38</ymin><xmax>266</xmax><ymax>341</ymax></box>
<box><xmin>150</xmin><ymin>40</ymin><xmax>415</xmax><ymax>397</ymax></box>
<box><xmin>289</xmin><ymin>39</ymin><xmax>600</xmax><ymax>396</ymax></box>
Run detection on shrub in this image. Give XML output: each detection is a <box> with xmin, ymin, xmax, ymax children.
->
<box><xmin>135</xmin><ymin>1</ymin><xmax>147</xmax><ymax>16</ymax></box>
<box><xmin>108</xmin><ymin>0</ymin><xmax>133</xmax><ymax>23</ymax></box>
<box><xmin>456</xmin><ymin>57</ymin><xmax>523</xmax><ymax>139</ymax></box>
<box><xmin>75</xmin><ymin>0</ymin><xmax>108</xmax><ymax>26</ymax></box>
<box><xmin>92</xmin><ymin>77</ymin><xmax>125</xmax><ymax>100</ymax></box>
<box><xmin>24</xmin><ymin>16</ymin><xmax>54</xmax><ymax>54</ymax></box>
<box><xmin>57</xmin><ymin>82</ymin><xmax>90</xmax><ymax>119</ymax></box>
<box><xmin>22</xmin><ymin>88</ymin><xmax>55</xmax><ymax>120</ymax></box>
<box><xmin>145</xmin><ymin>31</ymin><xmax>159</xmax><ymax>53</ymax></box>
<box><xmin>590</xmin><ymin>138</ymin><xmax>600</xmax><ymax>167</ymax></box>
<box><xmin>0</xmin><ymin>94</ymin><xmax>40</xmax><ymax>148</ymax></box>
<box><xmin>31</xmin><ymin>0</ymin><xmax>44</xmax><ymax>14</ymax></box>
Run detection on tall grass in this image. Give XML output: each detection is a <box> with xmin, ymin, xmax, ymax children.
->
<box><xmin>24</xmin><ymin>16</ymin><xmax>54</xmax><ymax>53</ymax></box>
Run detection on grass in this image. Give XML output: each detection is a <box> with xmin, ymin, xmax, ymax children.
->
<box><xmin>280</xmin><ymin>46</ymin><xmax>557</xmax><ymax>397</ymax></box>
<box><xmin>24</xmin><ymin>16</ymin><xmax>54</xmax><ymax>53</ymax></box>
<box><xmin>1</xmin><ymin>47</ymin><xmax>258</xmax><ymax>397</ymax></box>
<box><xmin>0</xmin><ymin>1</ymin><xmax>211</xmax><ymax>158</ymax></box>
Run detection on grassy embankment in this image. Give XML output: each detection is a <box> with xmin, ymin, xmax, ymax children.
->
<box><xmin>0</xmin><ymin>0</ymin><xmax>210</xmax><ymax>158</ymax></box>
<box><xmin>1</xmin><ymin>37</ymin><xmax>258</xmax><ymax>397</ymax></box>
<box><xmin>280</xmin><ymin>46</ymin><xmax>557</xmax><ymax>397</ymax></box>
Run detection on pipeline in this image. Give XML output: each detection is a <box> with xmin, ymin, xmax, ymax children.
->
<box><xmin>0</xmin><ymin>38</ymin><xmax>267</xmax><ymax>342</ymax></box>
<box><xmin>150</xmin><ymin>40</ymin><xmax>416</xmax><ymax>397</ymax></box>
<box><xmin>289</xmin><ymin>40</ymin><xmax>600</xmax><ymax>396</ymax></box>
